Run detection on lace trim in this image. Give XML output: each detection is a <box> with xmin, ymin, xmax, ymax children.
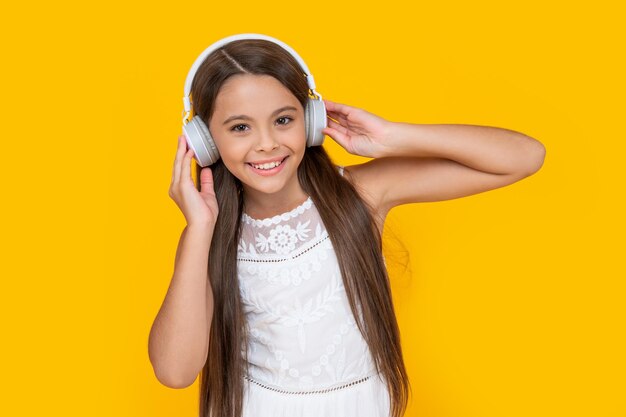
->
<box><xmin>244</xmin><ymin>373</ymin><xmax>374</xmax><ymax>395</ymax></box>
<box><xmin>238</xmin><ymin>234</ymin><xmax>330</xmax><ymax>263</ymax></box>
<box><xmin>242</xmin><ymin>197</ymin><xmax>313</xmax><ymax>227</ymax></box>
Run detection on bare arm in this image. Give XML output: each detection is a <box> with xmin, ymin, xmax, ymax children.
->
<box><xmin>322</xmin><ymin>100</ymin><xmax>546</xmax><ymax>212</ymax></box>
<box><xmin>349</xmin><ymin>123</ymin><xmax>546</xmax><ymax>212</ymax></box>
<box><xmin>148</xmin><ymin>224</ymin><xmax>214</xmax><ymax>388</ymax></box>
<box><xmin>150</xmin><ymin>135</ymin><xmax>219</xmax><ymax>388</ymax></box>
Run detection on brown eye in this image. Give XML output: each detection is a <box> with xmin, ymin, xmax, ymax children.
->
<box><xmin>230</xmin><ymin>124</ymin><xmax>249</xmax><ymax>132</ymax></box>
<box><xmin>277</xmin><ymin>116</ymin><xmax>293</xmax><ymax>125</ymax></box>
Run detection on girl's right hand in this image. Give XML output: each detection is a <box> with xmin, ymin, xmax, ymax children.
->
<box><xmin>168</xmin><ymin>135</ymin><xmax>219</xmax><ymax>229</ymax></box>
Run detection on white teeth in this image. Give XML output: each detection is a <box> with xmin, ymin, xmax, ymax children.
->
<box><xmin>251</xmin><ymin>159</ymin><xmax>283</xmax><ymax>170</ymax></box>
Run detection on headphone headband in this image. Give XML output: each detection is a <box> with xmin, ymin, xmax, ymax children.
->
<box><xmin>182</xmin><ymin>33</ymin><xmax>318</xmax><ymax>116</ymax></box>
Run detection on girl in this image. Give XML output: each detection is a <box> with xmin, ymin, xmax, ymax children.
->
<box><xmin>148</xmin><ymin>35</ymin><xmax>546</xmax><ymax>417</ymax></box>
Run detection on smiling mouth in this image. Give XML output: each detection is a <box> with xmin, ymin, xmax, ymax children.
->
<box><xmin>247</xmin><ymin>156</ymin><xmax>287</xmax><ymax>170</ymax></box>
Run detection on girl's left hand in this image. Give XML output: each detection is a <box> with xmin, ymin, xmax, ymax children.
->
<box><xmin>321</xmin><ymin>99</ymin><xmax>391</xmax><ymax>158</ymax></box>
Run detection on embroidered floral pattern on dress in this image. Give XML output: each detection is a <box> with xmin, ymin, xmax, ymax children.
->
<box><xmin>244</xmin><ymin>316</ymin><xmax>365</xmax><ymax>389</ymax></box>
<box><xmin>236</xmin><ymin>166</ymin><xmax>379</xmax><ymax>392</ymax></box>
<box><xmin>239</xmin><ymin>235</ymin><xmax>332</xmax><ymax>286</ymax></box>
<box><xmin>239</xmin><ymin>222</ymin><xmax>329</xmax><ymax>261</ymax></box>
<box><xmin>253</xmin><ymin>220</ymin><xmax>311</xmax><ymax>255</ymax></box>
<box><xmin>240</xmin><ymin>273</ymin><xmax>345</xmax><ymax>354</ymax></box>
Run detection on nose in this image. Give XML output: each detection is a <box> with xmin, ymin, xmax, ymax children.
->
<box><xmin>255</xmin><ymin>128</ymin><xmax>279</xmax><ymax>152</ymax></box>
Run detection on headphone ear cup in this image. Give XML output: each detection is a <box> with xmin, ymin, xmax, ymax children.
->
<box><xmin>182</xmin><ymin>116</ymin><xmax>220</xmax><ymax>167</ymax></box>
<box><xmin>305</xmin><ymin>98</ymin><xmax>327</xmax><ymax>147</ymax></box>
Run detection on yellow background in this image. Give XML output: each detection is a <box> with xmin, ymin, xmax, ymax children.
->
<box><xmin>1</xmin><ymin>0</ymin><xmax>624</xmax><ymax>416</ymax></box>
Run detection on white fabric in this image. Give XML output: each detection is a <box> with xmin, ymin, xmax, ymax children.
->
<box><xmin>236</xmin><ymin>166</ymin><xmax>391</xmax><ymax>416</ymax></box>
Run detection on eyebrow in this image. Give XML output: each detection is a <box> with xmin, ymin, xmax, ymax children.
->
<box><xmin>222</xmin><ymin>106</ymin><xmax>298</xmax><ymax>126</ymax></box>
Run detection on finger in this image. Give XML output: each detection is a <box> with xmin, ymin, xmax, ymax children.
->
<box><xmin>326</xmin><ymin>108</ymin><xmax>344</xmax><ymax>118</ymax></box>
<box><xmin>181</xmin><ymin>147</ymin><xmax>194</xmax><ymax>187</ymax></box>
<box><xmin>199</xmin><ymin>167</ymin><xmax>215</xmax><ymax>197</ymax></box>
<box><xmin>327</xmin><ymin>118</ymin><xmax>349</xmax><ymax>136</ymax></box>
<box><xmin>322</xmin><ymin>126</ymin><xmax>350</xmax><ymax>150</ymax></box>
<box><xmin>327</xmin><ymin>110</ymin><xmax>349</xmax><ymax>126</ymax></box>
<box><xmin>172</xmin><ymin>135</ymin><xmax>187</xmax><ymax>185</ymax></box>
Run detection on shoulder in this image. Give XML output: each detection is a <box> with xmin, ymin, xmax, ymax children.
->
<box><xmin>336</xmin><ymin>163</ymin><xmax>388</xmax><ymax>233</ymax></box>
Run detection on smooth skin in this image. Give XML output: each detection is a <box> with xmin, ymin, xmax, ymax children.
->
<box><xmin>207</xmin><ymin>74</ymin><xmax>309</xmax><ymax>220</ymax></box>
<box><xmin>148</xmin><ymin>135</ymin><xmax>216</xmax><ymax>388</ymax></box>
<box><xmin>149</xmin><ymin>74</ymin><xmax>546</xmax><ymax>388</ymax></box>
<box><xmin>321</xmin><ymin>99</ymin><xmax>546</xmax><ymax>231</ymax></box>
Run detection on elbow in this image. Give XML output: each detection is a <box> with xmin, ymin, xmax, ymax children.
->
<box><xmin>152</xmin><ymin>365</ymin><xmax>199</xmax><ymax>389</ymax></box>
<box><xmin>521</xmin><ymin>138</ymin><xmax>546</xmax><ymax>176</ymax></box>
<box><xmin>530</xmin><ymin>141</ymin><xmax>546</xmax><ymax>174</ymax></box>
<box><xmin>149</xmin><ymin>347</ymin><xmax>202</xmax><ymax>389</ymax></box>
<box><xmin>147</xmin><ymin>332</ymin><xmax>208</xmax><ymax>389</ymax></box>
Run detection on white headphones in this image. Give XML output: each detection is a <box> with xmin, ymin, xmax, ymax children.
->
<box><xmin>181</xmin><ymin>33</ymin><xmax>327</xmax><ymax>167</ymax></box>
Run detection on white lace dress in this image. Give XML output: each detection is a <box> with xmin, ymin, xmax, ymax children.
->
<box><xmin>237</xmin><ymin>167</ymin><xmax>391</xmax><ymax>417</ymax></box>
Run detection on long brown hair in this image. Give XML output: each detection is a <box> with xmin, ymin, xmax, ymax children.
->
<box><xmin>190</xmin><ymin>39</ymin><xmax>411</xmax><ymax>417</ymax></box>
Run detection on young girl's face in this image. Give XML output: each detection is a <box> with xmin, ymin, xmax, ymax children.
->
<box><xmin>208</xmin><ymin>74</ymin><xmax>307</xmax><ymax>200</ymax></box>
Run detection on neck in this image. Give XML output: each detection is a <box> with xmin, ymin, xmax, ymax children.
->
<box><xmin>242</xmin><ymin>183</ymin><xmax>309</xmax><ymax>220</ymax></box>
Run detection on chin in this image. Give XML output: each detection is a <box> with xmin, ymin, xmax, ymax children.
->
<box><xmin>243</xmin><ymin>180</ymin><xmax>290</xmax><ymax>196</ymax></box>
